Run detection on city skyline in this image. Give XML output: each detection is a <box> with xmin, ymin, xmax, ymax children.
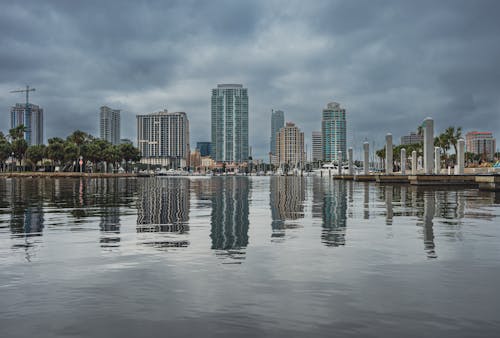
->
<box><xmin>1</xmin><ymin>1</ymin><xmax>500</xmax><ymax>159</ymax></box>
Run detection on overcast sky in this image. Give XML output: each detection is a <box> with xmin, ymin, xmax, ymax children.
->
<box><xmin>1</xmin><ymin>0</ymin><xmax>499</xmax><ymax>158</ymax></box>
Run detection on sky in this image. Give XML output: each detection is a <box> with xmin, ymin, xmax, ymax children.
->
<box><xmin>1</xmin><ymin>0</ymin><xmax>499</xmax><ymax>159</ymax></box>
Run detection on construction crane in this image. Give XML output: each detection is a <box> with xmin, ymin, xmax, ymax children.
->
<box><xmin>10</xmin><ymin>85</ymin><xmax>36</xmax><ymax>107</ymax></box>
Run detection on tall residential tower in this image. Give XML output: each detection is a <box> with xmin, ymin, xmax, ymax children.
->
<box><xmin>10</xmin><ymin>103</ymin><xmax>44</xmax><ymax>145</ymax></box>
<box><xmin>211</xmin><ymin>84</ymin><xmax>249</xmax><ymax>163</ymax></box>
<box><xmin>322</xmin><ymin>102</ymin><xmax>346</xmax><ymax>163</ymax></box>
<box><xmin>100</xmin><ymin>106</ymin><xmax>121</xmax><ymax>145</ymax></box>
<box><xmin>276</xmin><ymin>122</ymin><xmax>306</xmax><ymax>167</ymax></box>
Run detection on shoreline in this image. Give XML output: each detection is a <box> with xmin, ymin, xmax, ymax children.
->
<box><xmin>0</xmin><ymin>172</ymin><xmax>138</xmax><ymax>178</ymax></box>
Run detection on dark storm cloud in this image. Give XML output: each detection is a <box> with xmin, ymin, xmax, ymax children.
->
<box><xmin>1</xmin><ymin>0</ymin><xmax>499</xmax><ymax>158</ymax></box>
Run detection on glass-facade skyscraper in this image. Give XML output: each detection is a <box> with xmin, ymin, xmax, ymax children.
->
<box><xmin>270</xmin><ymin>110</ymin><xmax>284</xmax><ymax>155</ymax></box>
<box><xmin>211</xmin><ymin>84</ymin><xmax>249</xmax><ymax>163</ymax></box>
<box><xmin>322</xmin><ymin>102</ymin><xmax>346</xmax><ymax>163</ymax></box>
<box><xmin>196</xmin><ymin>142</ymin><xmax>211</xmax><ymax>157</ymax></box>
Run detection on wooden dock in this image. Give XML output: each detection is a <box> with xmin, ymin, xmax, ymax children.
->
<box><xmin>475</xmin><ymin>175</ymin><xmax>500</xmax><ymax>191</ymax></box>
<box><xmin>375</xmin><ymin>175</ymin><xmax>409</xmax><ymax>184</ymax></box>
<box><xmin>408</xmin><ymin>175</ymin><xmax>477</xmax><ymax>187</ymax></box>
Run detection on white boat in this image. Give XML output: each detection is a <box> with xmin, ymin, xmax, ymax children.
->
<box><xmin>313</xmin><ymin>162</ymin><xmax>363</xmax><ymax>176</ymax></box>
<box><xmin>313</xmin><ymin>162</ymin><xmax>340</xmax><ymax>176</ymax></box>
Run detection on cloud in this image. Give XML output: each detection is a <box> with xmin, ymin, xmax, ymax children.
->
<box><xmin>1</xmin><ymin>0</ymin><xmax>499</xmax><ymax>158</ymax></box>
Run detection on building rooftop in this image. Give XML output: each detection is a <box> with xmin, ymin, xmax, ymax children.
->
<box><xmin>325</xmin><ymin>102</ymin><xmax>341</xmax><ymax>110</ymax></box>
<box><xmin>466</xmin><ymin>131</ymin><xmax>493</xmax><ymax>135</ymax></box>
<box><xmin>217</xmin><ymin>84</ymin><xmax>243</xmax><ymax>88</ymax></box>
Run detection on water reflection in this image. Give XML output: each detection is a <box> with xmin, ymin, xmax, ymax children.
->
<box><xmin>422</xmin><ymin>191</ymin><xmax>437</xmax><ymax>258</ymax></box>
<box><xmin>210</xmin><ymin>177</ymin><xmax>250</xmax><ymax>261</ymax></box>
<box><xmin>0</xmin><ymin>177</ymin><xmax>498</xmax><ymax>262</ymax></box>
<box><xmin>363</xmin><ymin>182</ymin><xmax>370</xmax><ymax>219</ymax></box>
<box><xmin>269</xmin><ymin>176</ymin><xmax>306</xmax><ymax>240</ymax></box>
<box><xmin>136</xmin><ymin>178</ymin><xmax>190</xmax><ymax>250</ymax></box>
<box><xmin>312</xmin><ymin>179</ymin><xmax>347</xmax><ymax>247</ymax></box>
<box><xmin>7</xmin><ymin>179</ymin><xmax>45</xmax><ymax>236</ymax></box>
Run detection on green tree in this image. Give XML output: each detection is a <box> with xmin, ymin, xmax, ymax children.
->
<box><xmin>11</xmin><ymin>138</ymin><xmax>28</xmax><ymax>170</ymax></box>
<box><xmin>26</xmin><ymin>145</ymin><xmax>47</xmax><ymax>171</ymax></box>
<box><xmin>443</xmin><ymin>126</ymin><xmax>462</xmax><ymax>156</ymax></box>
<box><xmin>82</xmin><ymin>139</ymin><xmax>110</xmax><ymax>172</ymax></box>
<box><xmin>66</xmin><ymin>130</ymin><xmax>92</xmax><ymax>157</ymax></box>
<box><xmin>119</xmin><ymin>143</ymin><xmax>141</xmax><ymax>172</ymax></box>
<box><xmin>103</xmin><ymin>145</ymin><xmax>121</xmax><ymax>172</ymax></box>
<box><xmin>64</xmin><ymin>142</ymin><xmax>79</xmax><ymax>171</ymax></box>
<box><xmin>9</xmin><ymin>125</ymin><xmax>26</xmax><ymax>140</ymax></box>
<box><xmin>0</xmin><ymin>140</ymin><xmax>11</xmax><ymax>172</ymax></box>
<box><xmin>47</xmin><ymin>138</ymin><xmax>66</xmax><ymax>168</ymax></box>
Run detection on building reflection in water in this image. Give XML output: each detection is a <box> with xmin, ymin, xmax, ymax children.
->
<box><xmin>210</xmin><ymin>177</ymin><xmax>250</xmax><ymax>261</ymax></box>
<box><xmin>312</xmin><ymin>179</ymin><xmax>347</xmax><ymax>247</ymax></box>
<box><xmin>269</xmin><ymin>176</ymin><xmax>306</xmax><ymax>240</ymax></box>
<box><xmin>98</xmin><ymin>179</ymin><xmax>123</xmax><ymax>250</ymax></box>
<box><xmin>0</xmin><ymin>179</ymin><xmax>45</xmax><ymax>262</ymax></box>
<box><xmin>136</xmin><ymin>178</ymin><xmax>190</xmax><ymax>249</ymax></box>
<box><xmin>7</xmin><ymin>179</ymin><xmax>45</xmax><ymax>237</ymax></box>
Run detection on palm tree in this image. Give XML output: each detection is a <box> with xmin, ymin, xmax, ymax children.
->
<box><xmin>26</xmin><ymin>145</ymin><xmax>46</xmax><ymax>171</ymax></box>
<box><xmin>11</xmin><ymin>139</ymin><xmax>28</xmax><ymax>171</ymax></box>
<box><xmin>9</xmin><ymin>125</ymin><xmax>26</xmax><ymax>141</ymax></box>
<box><xmin>47</xmin><ymin>138</ymin><xmax>65</xmax><ymax>170</ymax></box>
<box><xmin>0</xmin><ymin>140</ymin><xmax>11</xmax><ymax>172</ymax></box>
<box><xmin>449</xmin><ymin>126</ymin><xmax>462</xmax><ymax>156</ymax></box>
<box><xmin>417</xmin><ymin>124</ymin><xmax>424</xmax><ymax>137</ymax></box>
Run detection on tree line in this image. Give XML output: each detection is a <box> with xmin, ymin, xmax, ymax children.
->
<box><xmin>0</xmin><ymin>125</ymin><xmax>141</xmax><ymax>172</ymax></box>
<box><xmin>376</xmin><ymin>126</ymin><xmax>470</xmax><ymax>165</ymax></box>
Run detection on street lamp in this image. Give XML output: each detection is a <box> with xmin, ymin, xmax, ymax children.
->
<box><xmin>11</xmin><ymin>152</ymin><xmax>14</xmax><ymax>174</ymax></box>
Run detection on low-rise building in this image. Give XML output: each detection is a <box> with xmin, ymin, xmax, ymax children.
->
<box><xmin>466</xmin><ymin>131</ymin><xmax>496</xmax><ymax>161</ymax></box>
<box><xmin>401</xmin><ymin>132</ymin><xmax>423</xmax><ymax>145</ymax></box>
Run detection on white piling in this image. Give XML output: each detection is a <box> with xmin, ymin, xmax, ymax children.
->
<box><xmin>385</xmin><ymin>133</ymin><xmax>393</xmax><ymax>175</ymax></box>
<box><xmin>401</xmin><ymin>148</ymin><xmax>406</xmax><ymax>175</ymax></box>
<box><xmin>457</xmin><ymin>139</ymin><xmax>465</xmax><ymax>174</ymax></box>
<box><xmin>423</xmin><ymin>117</ymin><xmax>434</xmax><ymax>174</ymax></box>
<box><xmin>411</xmin><ymin>151</ymin><xmax>417</xmax><ymax>175</ymax></box>
<box><xmin>434</xmin><ymin>147</ymin><xmax>441</xmax><ymax>174</ymax></box>
<box><xmin>363</xmin><ymin>142</ymin><xmax>369</xmax><ymax>175</ymax></box>
<box><xmin>348</xmin><ymin>147</ymin><xmax>353</xmax><ymax>175</ymax></box>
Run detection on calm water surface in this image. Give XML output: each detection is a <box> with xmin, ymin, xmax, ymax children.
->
<box><xmin>1</xmin><ymin>177</ymin><xmax>499</xmax><ymax>337</ymax></box>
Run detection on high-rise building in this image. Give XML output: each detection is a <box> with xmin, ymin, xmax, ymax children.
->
<box><xmin>196</xmin><ymin>142</ymin><xmax>211</xmax><ymax>157</ymax></box>
<box><xmin>211</xmin><ymin>84</ymin><xmax>249</xmax><ymax>163</ymax></box>
<box><xmin>270</xmin><ymin>110</ymin><xmax>285</xmax><ymax>155</ymax></box>
<box><xmin>312</xmin><ymin>131</ymin><xmax>322</xmax><ymax>162</ymax></box>
<box><xmin>276</xmin><ymin>122</ymin><xmax>306</xmax><ymax>167</ymax></box>
<box><xmin>466</xmin><ymin>131</ymin><xmax>496</xmax><ymax>160</ymax></box>
<box><xmin>100</xmin><ymin>106</ymin><xmax>121</xmax><ymax>145</ymax></box>
<box><xmin>401</xmin><ymin>132</ymin><xmax>423</xmax><ymax>145</ymax></box>
<box><xmin>322</xmin><ymin>102</ymin><xmax>346</xmax><ymax>163</ymax></box>
<box><xmin>10</xmin><ymin>103</ymin><xmax>44</xmax><ymax>145</ymax></box>
<box><xmin>137</xmin><ymin>110</ymin><xmax>190</xmax><ymax>168</ymax></box>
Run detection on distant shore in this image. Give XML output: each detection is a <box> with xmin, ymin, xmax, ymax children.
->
<box><xmin>0</xmin><ymin>172</ymin><xmax>138</xmax><ymax>178</ymax></box>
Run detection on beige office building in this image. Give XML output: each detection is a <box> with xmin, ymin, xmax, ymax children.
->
<box><xmin>276</xmin><ymin>122</ymin><xmax>306</xmax><ymax>167</ymax></box>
